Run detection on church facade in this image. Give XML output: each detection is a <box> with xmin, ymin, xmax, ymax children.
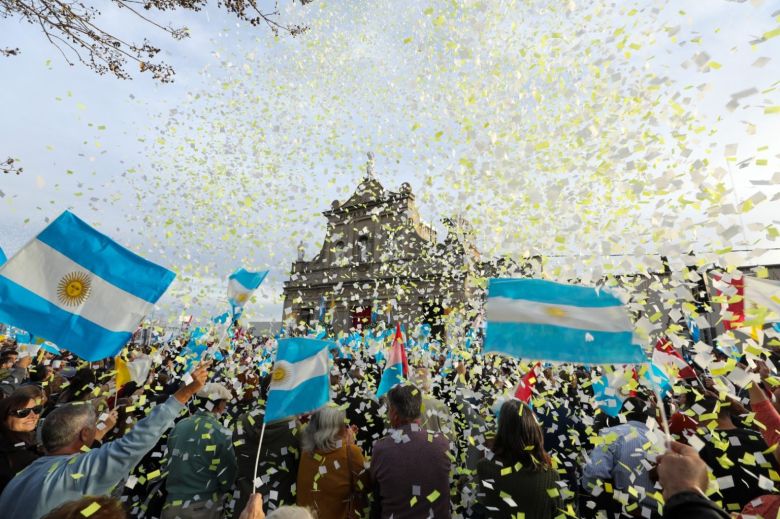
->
<box><xmin>281</xmin><ymin>154</ymin><xmax>530</xmax><ymax>336</ymax></box>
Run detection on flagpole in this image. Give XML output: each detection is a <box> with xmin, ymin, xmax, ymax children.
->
<box><xmin>251</xmin><ymin>422</ymin><xmax>267</xmax><ymax>493</ymax></box>
<box><xmin>207</xmin><ymin>317</ymin><xmax>234</xmax><ymax>360</ymax></box>
<box><xmin>647</xmin><ymin>362</ymin><xmax>672</xmax><ymax>446</ymax></box>
<box><xmin>111</xmin><ymin>379</ymin><xmax>119</xmax><ymax>411</ymax></box>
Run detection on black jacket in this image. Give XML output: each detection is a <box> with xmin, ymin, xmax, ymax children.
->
<box><xmin>663</xmin><ymin>491</ymin><xmax>729</xmax><ymax>519</ymax></box>
<box><xmin>0</xmin><ymin>430</ymin><xmax>40</xmax><ymax>494</ymax></box>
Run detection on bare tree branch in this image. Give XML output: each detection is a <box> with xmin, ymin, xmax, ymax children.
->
<box><xmin>0</xmin><ymin>0</ymin><xmax>311</xmax><ymax>82</ymax></box>
<box><xmin>1</xmin><ymin>157</ymin><xmax>23</xmax><ymax>175</ymax></box>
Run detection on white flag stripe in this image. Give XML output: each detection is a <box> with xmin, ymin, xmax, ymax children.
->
<box><xmin>486</xmin><ymin>296</ymin><xmax>632</xmax><ymax>333</ymax></box>
<box><xmin>228</xmin><ymin>278</ymin><xmax>249</xmax><ymax>296</ymax></box>
<box><xmin>270</xmin><ymin>350</ymin><xmax>329</xmax><ymax>392</ymax></box>
<box><xmin>1</xmin><ymin>240</ymin><xmax>152</xmax><ymax>332</ymax></box>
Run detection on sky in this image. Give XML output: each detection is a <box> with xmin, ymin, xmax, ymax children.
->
<box><xmin>1</xmin><ymin>0</ymin><xmax>779</xmax><ymax>324</ymax></box>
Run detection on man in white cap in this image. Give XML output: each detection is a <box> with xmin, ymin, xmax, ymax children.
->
<box><xmin>162</xmin><ymin>382</ymin><xmax>237</xmax><ymax>519</ymax></box>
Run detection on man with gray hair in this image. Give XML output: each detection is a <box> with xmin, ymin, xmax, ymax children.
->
<box><xmin>410</xmin><ymin>366</ymin><xmax>456</xmax><ymax>444</ymax></box>
<box><xmin>370</xmin><ymin>383</ymin><xmax>451</xmax><ymax>518</ymax></box>
<box><xmin>0</xmin><ymin>361</ymin><xmax>212</xmax><ymax>519</ymax></box>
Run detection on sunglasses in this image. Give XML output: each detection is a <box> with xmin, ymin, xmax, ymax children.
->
<box><xmin>13</xmin><ymin>405</ymin><xmax>44</xmax><ymax>419</ymax></box>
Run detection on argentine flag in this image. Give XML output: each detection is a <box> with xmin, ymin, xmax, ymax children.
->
<box><xmin>0</xmin><ymin>211</ymin><xmax>175</xmax><ymax>361</ymax></box>
<box><xmin>484</xmin><ymin>279</ymin><xmax>646</xmax><ymax>364</ymax></box>
<box><xmin>228</xmin><ymin>268</ymin><xmax>268</xmax><ymax>310</ymax></box>
<box><xmin>265</xmin><ymin>337</ymin><xmax>331</xmax><ymax>423</ymax></box>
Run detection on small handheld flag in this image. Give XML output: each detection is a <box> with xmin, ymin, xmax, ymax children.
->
<box><xmin>228</xmin><ymin>268</ymin><xmax>268</xmax><ymax>314</ymax></box>
<box><xmin>514</xmin><ymin>362</ymin><xmax>541</xmax><ymax>403</ymax></box>
<box><xmin>376</xmin><ymin>323</ymin><xmax>409</xmax><ymax>398</ymax></box>
<box><xmin>709</xmin><ymin>272</ymin><xmax>745</xmax><ymax>330</ymax></box>
<box><xmin>115</xmin><ymin>356</ymin><xmax>132</xmax><ymax>388</ymax></box>
<box><xmin>0</xmin><ymin>211</ymin><xmax>175</xmax><ymax>361</ymax></box>
<box><xmin>484</xmin><ymin>278</ymin><xmax>646</xmax><ymax>364</ymax></box>
<box><xmin>652</xmin><ymin>338</ymin><xmax>696</xmax><ymax>380</ymax></box>
<box><xmin>116</xmin><ymin>355</ymin><xmax>153</xmax><ymax>388</ymax></box>
<box><xmin>592</xmin><ymin>372</ymin><xmax>627</xmax><ymax>418</ymax></box>
<box><xmin>265</xmin><ymin>337</ymin><xmax>331</xmax><ymax>423</ymax></box>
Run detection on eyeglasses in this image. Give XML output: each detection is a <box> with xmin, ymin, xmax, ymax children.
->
<box><xmin>13</xmin><ymin>405</ymin><xmax>44</xmax><ymax>419</ymax></box>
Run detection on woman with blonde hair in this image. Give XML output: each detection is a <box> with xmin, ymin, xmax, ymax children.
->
<box><xmin>296</xmin><ymin>406</ymin><xmax>369</xmax><ymax>518</ymax></box>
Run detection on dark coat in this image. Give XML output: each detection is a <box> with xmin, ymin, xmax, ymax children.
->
<box><xmin>471</xmin><ymin>457</ymin><xmax>562</xmax><ymax>519</ymax></box>
<box><xmin>233</xmin><ymin>411</ymin><xmax>300</xmax><ymax>514</ymax></box>
<box><xmin>0</xmin><ymin>430</ymin><xmax>40</xmax><ymax>494</ymax></box>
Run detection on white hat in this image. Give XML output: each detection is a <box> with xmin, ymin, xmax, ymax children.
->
<box><xmin>197</xmin><ymin>383</ymin><xmax>232</xmax><ymax>401</ymax></box>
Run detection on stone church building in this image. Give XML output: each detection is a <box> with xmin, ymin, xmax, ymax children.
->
<box><xmin>281</xmin><ymin>154</ymin><xmax>528</xmax><ymax>336</ymax></box>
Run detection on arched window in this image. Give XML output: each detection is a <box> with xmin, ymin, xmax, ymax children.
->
<box><xmin>357</xmin><ymin>236</ymin><xmax>371</xmax><ymax>263</ymax></box>
<box><xmin>333</xmin><ymin>241</ymin><xmax>345</xmax><ymax>265</ymax></box>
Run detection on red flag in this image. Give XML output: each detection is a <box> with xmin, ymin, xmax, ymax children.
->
<box><xmin>652</xmin><ymin>338</ymin><xmax>697</xmax><ymax>380</ymax></box>
<box><xmin>711</xmin><ymin>272</ymin><xmax>745</xmax><ymax>330</ymax></box>
<box><xmin>629</xmin><ymin>367</ymin><xmax>639</xmax><ymax>397</ymax></box>
<box><xmin>393</xmin><ymin>323</ymin><xmax>409</xmax><ymax>377</ymax></box>
<box><xmin>514</xmin><ymin>362</ymin><xmax>541</xmax><ymax>402</ymax></box>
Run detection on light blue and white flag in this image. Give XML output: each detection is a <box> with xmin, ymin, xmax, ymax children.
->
<box><xmin>0</xmin><ymin>211</ymin><xmax>175</xmax><ymax>361</ymax></box>
<box><xmin>228</xmin><ymin>268</ymin><xmax>268</xmax><ymax>308</ymax></box>
<box><xmin>640</xmin><ymin>362</ymin><xmax>672</xmax><ymax>397</ymax></box>
<box><xmin>484</xmin><ymin>279</ymin><xmax>647</xmax><ymax>364</ymax></box>
<box><xmin>265</xmin><ymin>337</ymin><xmax>331</xmax><ymax>423</ymax></box>
<box><xmin>212</xmin><ymin>311</ymin><xmax>230</xmax><ymax>325</ymax></box>
<box><xmin>41</xmin><ymin>341</ymin><xmax>60</xmax><ymax>355</ymax></box>
<box><xmin>592</xmin><ymin>374</ymin><xmax>626</xmax><ymax>418</ymax></box>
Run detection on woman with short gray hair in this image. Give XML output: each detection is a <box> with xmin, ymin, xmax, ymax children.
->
<box><xmin>296</xmin><ymin>406</ymin><xmax>369</xmax><ymax>519</ymax></box>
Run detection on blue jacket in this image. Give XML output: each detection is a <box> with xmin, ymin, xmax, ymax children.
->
<box><xmin>0</xmin><ymin>396</ymin><xmax>185</xmax><ymax>519</ymax></box>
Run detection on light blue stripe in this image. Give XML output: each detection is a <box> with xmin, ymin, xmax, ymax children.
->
<box><xmin>0</xmin><ymin>276</ymin><xmax>132</xmax><ymax>361</ymax></box>
<box><xmin>488</xmin><ymin>278</ymin><xmax>623</xmax><ymax>308</ymax></box>
<box><xmin>0</xmin><ymin>246</ymin><xmax>6</xmax><ymax>265</ymax></box>
<box><xmin>229</xmin><ymin>268</ymin><xmax>268</xmax><ymax>290</ymax></box>
<box><xmin>276</xmin><ymin>337</ymin><xmax>332</xmax><ymax>363</ymax></box>
<box><xmin>37</xmin><ymin>211</ymin><xmax>175</xmax><ymax>303</ymax></box>
<box><xmin>484</xmin><ymin>321</ymin><xmax>647</xmax><ymax>364</ymax></box>
<box><xmin>592</xmin><ymin>375</ymin><xmax>624</xmax><ymax>417</ymax></box>
<box><xmin>376</xmin><ymin>363</ymin><xmax>404</xmax><ymax>398</ymax></box>
<box><xmin>265</xmin><ymin>375</ymin><xmax>330</xmax><ymax>423</ymax></box>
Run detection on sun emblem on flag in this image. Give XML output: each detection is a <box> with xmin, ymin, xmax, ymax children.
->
<box><xmin>271</xmin><ymin>364</ymin><xmax>288</xmax><ymax>384</ymax></box>
<box><xmin>545</xmin><ymin>306</ymin><xmax>567</xmax><ymax>318</ymax></box>
<box><xmin>57</xmin><ymin>272</ymin><xmax>92</xmax><ymax>306</ymax></box>
<box><xmin>235</xmin><ymin>293</ymin><xmax>249</xmax><ymax>304</ymax></box>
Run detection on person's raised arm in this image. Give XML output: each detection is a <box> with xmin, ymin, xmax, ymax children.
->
<box><xmin>65</xmin><ymin>361</ymin><xmax>211</xmax><ymax>495</ymax></box>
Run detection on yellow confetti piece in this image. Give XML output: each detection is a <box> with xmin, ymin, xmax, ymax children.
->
<box><xmin>80</xmin><ymin>502</ymin><xmax>101</xmax><ymax>517</ymax></box>
<box><xmin>427</xmin><ymin>490</ymin><xmax>441</xmax><ymax>502</ymax></box>
<box><xmin>763</xmin><ymin>27</ymin><xmax>780</xmax><ymax>40</ymax></box>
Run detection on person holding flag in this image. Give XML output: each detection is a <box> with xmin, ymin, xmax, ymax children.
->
<box><xmin>0</xmin><ymin>361</ymin><xmax>211</xmax><ymax>519</ymax></box>
<box><xmin>234</xmin><ymin>337</ymin><xmax>332</xmax><ymax>514</ymax></box>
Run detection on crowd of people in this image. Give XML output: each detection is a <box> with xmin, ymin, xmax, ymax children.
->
<box><xmin>0</xmin><ymin>327</ymin><xmax>777</xmax><ymax>518</ymax></box>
